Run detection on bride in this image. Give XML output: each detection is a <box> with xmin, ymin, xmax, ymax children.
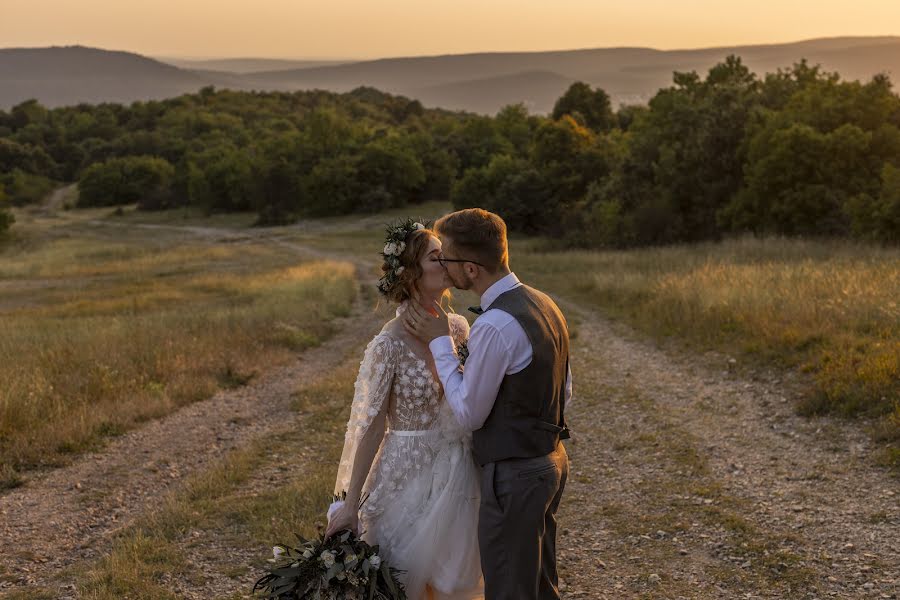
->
<box><xmin>325</xmin><ymin>219</ymin><xmax>483</xmax><ymax>600</ymax></box>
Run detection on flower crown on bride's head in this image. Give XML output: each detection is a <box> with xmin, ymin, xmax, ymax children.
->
<box><xmin>377</xmin><ymin>218</ymin><xmax>428</xmax><ymax>296</ymax></box>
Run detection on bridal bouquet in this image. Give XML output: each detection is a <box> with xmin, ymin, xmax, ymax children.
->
<box><xmin>253</xmin><ymin>527</ymin><xmax>407</xmax><ymax>599</ymax></box>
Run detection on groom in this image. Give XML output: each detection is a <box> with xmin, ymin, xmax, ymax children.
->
<box><xmin>405</xmin><ymin>208</ymin><xmax>572</xmax><ymax>600</ymax></box>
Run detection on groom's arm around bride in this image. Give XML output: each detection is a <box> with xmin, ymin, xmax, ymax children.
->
<box><xmin>405</xmin><ymin>208</ymin><xmax>572</xmax><ymax>600</ymax></box>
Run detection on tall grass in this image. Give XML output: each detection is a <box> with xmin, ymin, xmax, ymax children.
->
<box><xmin>514</xmin><ymin>235</ymin><xmax>899</xmax><ymax>438</ymax></box>
<box><xmin>0</xmin><ymin>231</ymin><xmax>357</xmax><ymax>487</ymax></box>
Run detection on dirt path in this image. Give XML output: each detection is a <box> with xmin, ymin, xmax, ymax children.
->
<box><xmin>555</xmin><ymin>304</ymin><xmax>899</xmax><ymax>599</ymax></box>
<box><xmin>160</xmin><ymin>299</ymin><xmax>899</xmax><ymax>600</ymax></box>
<box><xmin>0</xmin><ymin>220</ymin><xmax>380</xmax><ymax>596</ymax></box>
<box><xmin>0</xmin><ymin>273</ymin><xmax>384</xmax><ymax>595</ymax></box>
<box><xmin>42</xmin><ymin>184</ymin><xmax>77</xmax><ymax>213</ymax></box>
<box><xmin>2</xmin><ymin>219</ymin><xmax>897</xmax><ymax>598</ymax></box>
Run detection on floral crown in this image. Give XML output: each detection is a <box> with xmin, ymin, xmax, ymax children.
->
<box><xmin>376</xmin><ymin>218</ymin><xmax>428</xmax><ymax>295</ymax></box>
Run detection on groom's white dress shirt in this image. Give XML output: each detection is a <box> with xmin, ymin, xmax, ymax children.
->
<box><xmin>429</xmin><ymin>272</ymin><xmax>573</xmax><ymax>432</ymax></box>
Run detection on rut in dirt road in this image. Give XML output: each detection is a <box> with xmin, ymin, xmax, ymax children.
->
<box><xmin>555</xmin><ymin>304</ymin><xmax>899</xmax><ymax>599</ymax></box>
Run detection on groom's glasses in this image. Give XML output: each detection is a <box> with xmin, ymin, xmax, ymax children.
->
<box><xmin>436</xmin><ymin>255</ymin><xmax>486</xmax><ymax>268</ymax></box>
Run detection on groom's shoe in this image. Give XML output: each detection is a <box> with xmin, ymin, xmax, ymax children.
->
<box><xmin>468</xmin><ymin>305</ymin><xmax>484</xmax><ymax>315</ymax></box>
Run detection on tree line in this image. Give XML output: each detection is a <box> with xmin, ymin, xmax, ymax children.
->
<box><xmin>2</xmin><ymin>56</ymin><xmax>898</xmax><ymax>244</ymax></box>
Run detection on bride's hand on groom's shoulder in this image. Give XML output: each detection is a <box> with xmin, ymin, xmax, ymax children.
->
<box><xmin>404</xmin><ymin>300</ymin><xmax>450</xmax><ymax>343</ymax></box>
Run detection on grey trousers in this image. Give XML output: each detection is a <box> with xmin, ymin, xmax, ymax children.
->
<box><xmin>478</xmin><ymin>443</ymin><xmax>569</xmax><ymax>600</ymax></box>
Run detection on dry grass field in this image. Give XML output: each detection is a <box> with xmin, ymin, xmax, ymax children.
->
<box><xmin>0</xmin><ymin>207</ymin><xmax>357</xmax><ymax>489</ymax></box>
<box><xmin>1</xmin><ymin>200</ymin><xmax>897</xmax><ymax>599</ymax></box>
<box><xmin>514</xmin><ymin>237</ymin><xmax>899</xmax><ymax>453</ymax></box>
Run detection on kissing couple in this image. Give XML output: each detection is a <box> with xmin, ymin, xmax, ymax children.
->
<box><xmin>326</xmin><ymin>208</ymin><xmax>572</xmax><ymax>600</ymax></box>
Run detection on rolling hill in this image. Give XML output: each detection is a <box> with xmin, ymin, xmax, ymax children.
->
<box><xmin>2</xmin><ymin>37</ymin><xmax>899</xmax><ymax>114</ymax></box>
<box><xmin>0</xmin><ymin>46</ymin><xmax>235</xmax><ymax>109</ymax></box>
<box><xmin>158</xmin><ymin>57</ymin><xmax>351</xmax><ymax>74</ymax></box>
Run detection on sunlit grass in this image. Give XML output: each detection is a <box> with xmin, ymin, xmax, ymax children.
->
<box><xmin>0</xmin><ymin>237</ymin><xmax>275</xmax><ymax>281</ymax></box>
<box><xmin>77</xmin><ymin>531</ymin><xmax>187</xmax><ymax>600</ymax></box>
<box><xmin>0</xmin><ymin>222</ymin><xmax>357</xmax><ymax>488</ymax></box>
<box><xmin>18</xmin><ymin>204</ymin><xmax>894</xmax><ymax>596</ymax></box>
<box><xmin>514</xmin><ymin>235</ymin><xmax>900</xmax><ymax>448</ymax></box>
<box><xmin>4</xmin><ymin>200</ymin><xmax>897</xmax><ymax>485</ymax></box>
<box><xmin>277</xmin><ymin>213</ymin><xmax>899</xmax><ymax>440</ymax></box>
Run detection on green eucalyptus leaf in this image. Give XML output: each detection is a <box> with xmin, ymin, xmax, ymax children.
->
<box><xmin>381</xmin><ymin>562</ymin><xmax>398</xmax><ymax>596</ymax></box>
<box><xmin>271</xmin><ymin>566</ymin><xmax>304</xmax><ymax>577</ymax></box>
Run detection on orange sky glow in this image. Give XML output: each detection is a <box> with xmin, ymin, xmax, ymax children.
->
<box><xmin>2</xmin><ymin>0</ymin><xmax>899</xmax><ymax>59</ymax></box>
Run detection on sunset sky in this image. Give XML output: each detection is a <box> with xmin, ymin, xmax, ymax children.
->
<box><xmin>2</xmin><ymin>0</ymin><xmax>899</xmax><ymax>59</ymax></box>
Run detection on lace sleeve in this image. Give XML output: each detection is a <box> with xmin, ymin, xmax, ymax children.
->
<box><xmin>449</xmin><ymin>313</ymin><xmax>470</xmax><ymax>348</ymax></box>
<box><xmin>333</xmin><ymin>334</ymin><xmax>398</xmax><ymax>498</ymax></box>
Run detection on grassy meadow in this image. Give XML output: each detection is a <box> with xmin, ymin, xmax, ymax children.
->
<box><xmin>55</xmin><ymin>209</ymin><xmax>900</xmax><ymax>597</ymax></box>
<box><xmin>4</xmin><ymin>200</ymin><xmax>897</xmax><ymax>597</ymax></box>
<box><xmin>0</xmin><ymin>208</ymin><xmax>358</xmax><ymax>489</ymax></box>
<box><xmin>2</xmin><ymin>201</ymin><xmax>896</xmax><ymax>489</ymax></box>
<box><xmin>277</xmin><ymin>209</ymin><xmax>899</xmax><ymax>457</ymax></box>
<box><xmin>278</xmin><ymin>206</ymin><xmax>898</xmax><ymax>423</ymax></box>
<box><xmin>513</xmin><ymin>237</ymin><xmax>899</xmax><ymax>438</ymax></box>
<box><xmin>2</xmin><ymin>347</ymin><xmax>359</xmax><ymax>600</ymax></box>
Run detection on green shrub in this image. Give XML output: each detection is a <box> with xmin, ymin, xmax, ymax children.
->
<box><xmin>78</xmin><ymin>155</ymin><xmax>175</xmax><ymax>208</ymax></box>
<box><xmin>0</xmin><ymin>168</ymin><xmax>56</xmax><ymax>206</ymax></box>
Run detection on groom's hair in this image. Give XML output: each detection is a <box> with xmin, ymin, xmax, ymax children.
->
<box><xmin>434</xmin><ymin>208</ymin><xmax>508</xmax><ymax>273</ymax></box>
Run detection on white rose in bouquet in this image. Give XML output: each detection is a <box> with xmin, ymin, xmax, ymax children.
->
<box><xmin>321</xmin><ymin>550</ymin><xmax>336</xmax><ymax>567</ymax></box>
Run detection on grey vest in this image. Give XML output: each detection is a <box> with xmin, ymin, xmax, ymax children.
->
<box><xmin>472</xmin><ymin>285</ymin><xmax>570</xmax><ymax>466</ymax></box>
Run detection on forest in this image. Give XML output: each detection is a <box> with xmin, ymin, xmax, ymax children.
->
<box><xmin>2</xmin><ymin>56</ymin><xmax>899</xmax><ymax>245</ymax></box>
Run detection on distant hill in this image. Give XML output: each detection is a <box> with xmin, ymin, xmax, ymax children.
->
<box><xmin>157</xmin><ymin>57</ymin><xmax>351</xmax><ymax>74</ymax></box>
<box><xmin>240</xmin><ymin>36</ymin><xmax>900</xmax><ymax>112</ymax></box>
<box><xmin>0</xmin><ymin>46</ymin><xmax>231</xmax><ymax>108</ymax></box>
<box><xmin>408</xmin><ymin>70</ymin><xmax>576</xmax><ymax>115</ymax></box>
<box><xmin>2</xmin><ymin>37</ymin><xmax>899</xmax><ymax>113</ymax></box>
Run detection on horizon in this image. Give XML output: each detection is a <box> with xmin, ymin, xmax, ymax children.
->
<box><xmin>2</xmin><ymin>0</ymin><xmax>900</xmax><ymax>60</ymax></box>
<box><xmin>7</xmin><ymin>34</ymin><xmax>900</xmax><ymax>64</ymax></box>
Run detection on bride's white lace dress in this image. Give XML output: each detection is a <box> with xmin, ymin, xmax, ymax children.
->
<box><xmin>333</xmin><ymin>308</ymin><xmax>483</xmax><ymax>600</ymax></box>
